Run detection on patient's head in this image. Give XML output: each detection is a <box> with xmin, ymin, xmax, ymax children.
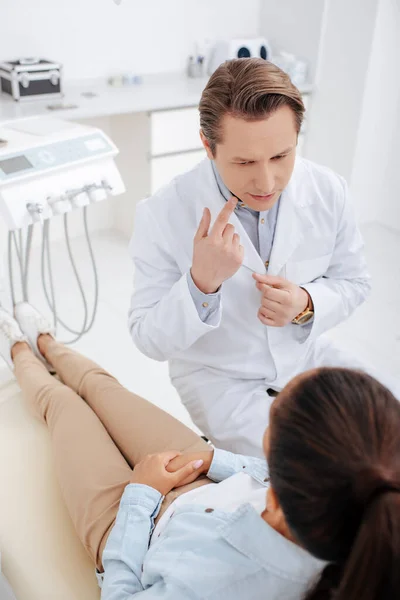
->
<box><xmin>266</xmin><ymin>368</ymin><xmax>400</xmax><ymax>600</ymax></box>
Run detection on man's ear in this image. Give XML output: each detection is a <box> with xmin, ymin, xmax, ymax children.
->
<box><xmin>200</xmin><ymin>130</ymin><xmax>214</xmax><ymax>160</ymax></box>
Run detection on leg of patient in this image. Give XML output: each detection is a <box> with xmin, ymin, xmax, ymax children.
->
<box><xmin>12</xmin><ymin>342</ymin><xmax>132</xmax><ymax>572</ymax></box>
<box><xmin>38</xmin><ymin>336</ymin><xmax>210</xmax><ymax>466</ymax></box>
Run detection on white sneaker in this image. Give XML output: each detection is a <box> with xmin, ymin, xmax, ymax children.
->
<box><xmin>0</xmin><ymin>307</ymin><xmax>27</xmax><ymax>370</ymax></box>
<box><xmin>14</xmin><ymin>302</ymin><xmax>55</xmax><ymax>372</ymax></box>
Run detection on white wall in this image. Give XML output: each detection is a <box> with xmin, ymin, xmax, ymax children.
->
<box><xmin>304</xmin><ymin>0</ymin><xmax>380</xmax><ymax>182</ymax></box>
<box><xmin>0</xmin><ymin>0</ymin><xmax>261</xmax><ymax>80</ymax></box>
<box><xmin>259</xmin><ymin>0</ymin><xmax>327</xmax><ymax>83</ymax></box>
<box><xmin>380</xmin><ymin>110</ymin><xmax>400</xmax><ymax>231</ymax></box>
<box><xmin>260</xmin><ymin>0</ymin><xmax>400</xmax><ymax>232</ymax></box>
<box><xmin>350</xmin><ymin>0</ymin><xmax>400</xmax><ymax>228</ymax></box>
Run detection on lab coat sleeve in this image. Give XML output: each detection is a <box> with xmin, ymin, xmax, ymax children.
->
<box><xmin>300</xmin><ymin>179</ymin><xmax>371</xmax><ymax>342</ymax></box>
<box><xmin>207</xmin><ymin>448</ymin><xmax>269</xmax><ymax>483</ymax></box>
<box><xmin>128</xmin><ymin>202</ymin><xmax>222</xmax><ymax>361</ymax></box>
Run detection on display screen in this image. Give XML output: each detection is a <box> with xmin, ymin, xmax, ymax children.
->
<box><xmin>0</xmin><ymin>155</ymin><xmax>33</xmax><ymax>175</ymax></box>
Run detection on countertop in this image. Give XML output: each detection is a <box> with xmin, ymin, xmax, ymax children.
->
<box><xmin>0</xmin><ymin>71</ymin><xmax>313</xmax><ymax>124</ymax></box>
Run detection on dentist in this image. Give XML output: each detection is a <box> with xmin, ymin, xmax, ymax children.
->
<box><xmin>129</xmin><ymin>58</ymin><xmax>377</xmax><ymax>457</ymax></box>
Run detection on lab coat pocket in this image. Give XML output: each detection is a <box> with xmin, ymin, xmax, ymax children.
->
<box><xmin>285</xmin><ymin>254</ymin><xmax>331</xmax><ymax>286</ymax></box>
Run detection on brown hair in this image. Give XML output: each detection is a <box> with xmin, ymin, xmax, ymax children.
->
<box><xmin>269</xmin><ymin>368</ymin><xmax>400</xmax><ymax>600</ymax></box>
<box><xmin>199</xmin><ymin>58</ymin><xmax>305</xmax><ymax>155</ymax></box>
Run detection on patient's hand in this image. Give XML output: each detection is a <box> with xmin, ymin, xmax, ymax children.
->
<box><xmin>130</xmin><ymin>450</ymin><xmax>208</xmax><ymax>496</ymax></box>
<box><xmin>166</xmin><ymin>450</ymin><xmax>214</xmax><ymax>487</ymax></box>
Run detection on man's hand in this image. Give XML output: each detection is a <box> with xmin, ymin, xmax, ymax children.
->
<box><xmin>191</xmin><ymin>197</ymin><xmax>244</xmax><ymax>294</ymax></box>
<box><xmin>253</xmin><ymin>273</ymin><xmax>311</xmax><ymax>327</ymax></box>
<box><xmin>166</xmin><ymin>450</ymin><xmax>214</xmax><ymax>487</ymax></box>
<box><xmin>130</xmin><ymin>451</ymin><xmax>207</xmax><ymax>496</ymax></box>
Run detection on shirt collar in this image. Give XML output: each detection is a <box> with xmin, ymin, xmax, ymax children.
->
<box><xmin>220</xmin><ymin>504</ymin><xmax>326</xmax><ymax>583</ymax></box>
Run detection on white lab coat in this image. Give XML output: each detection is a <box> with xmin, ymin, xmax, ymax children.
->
<box><xmin>129</xmin><ymin>157</ymin><xmax>392</xmax><ymax>456</ymax></box>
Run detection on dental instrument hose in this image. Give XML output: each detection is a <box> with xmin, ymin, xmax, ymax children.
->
<box><xmin>7</xmin><ymin>208</ymin><xmax>99</xmax><ymax>345</ymax></box>
<box><xmin>41</xmin><ymin>208</ymin><xmax>99</xmax><ymax>344</ymax></box>
<box><xmin>8</xmin><ymin>225</ymin><xmax>33</xmax><ymax>306</ymax></box>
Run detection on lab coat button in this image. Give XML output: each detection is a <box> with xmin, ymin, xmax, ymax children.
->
<box><xmin>205</xmin><ymin>508</ymin><xmax>214</xmax><ymax>513</ymax></box>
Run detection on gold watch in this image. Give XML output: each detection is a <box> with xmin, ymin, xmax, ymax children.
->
<box><xmin>292</xmin><ymin>293</ymin><xmax>314</xmax><ymax>325</ymax></box>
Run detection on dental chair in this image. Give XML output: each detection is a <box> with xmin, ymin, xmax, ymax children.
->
<box><xmin>0</xmin><ymin>367</ymin><xmax>100</xmax><ymax>600</ymax></box>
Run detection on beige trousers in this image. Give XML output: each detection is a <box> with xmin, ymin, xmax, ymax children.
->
<box><xmin>13</xmin><ymin>340</ymin><xmax>211</xmax><ymax>571</ymax></box>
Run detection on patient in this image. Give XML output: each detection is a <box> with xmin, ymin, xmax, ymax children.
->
<box><xmin>0</xmin><ymin>302</ymin><xmax>399</xmax><ymax>600</ymax></box>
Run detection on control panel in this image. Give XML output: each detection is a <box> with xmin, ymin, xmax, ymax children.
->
<box><xmin>0</xmin><ymin>133</ymin><xmax>115</xmax><ymax>182</ymax></box>
<box><xmin>0</xmin><ymin>118</ymin><xmax>125</xmax><ymax>230</ymax></box>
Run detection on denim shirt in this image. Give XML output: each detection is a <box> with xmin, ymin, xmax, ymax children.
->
<box><xmin>99</xmin><ymin>449</ymin><xmax>325</xmax><ymax>599</ymax></box>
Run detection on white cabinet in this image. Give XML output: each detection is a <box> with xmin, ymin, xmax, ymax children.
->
<box><xmin>151</xmin><ymin>108</ymin><xmax>203</xmax><ymax>156</ymax></box>
<box><xmin>151</xmin><ymin>150</ymin><xmax>206</xmax><ymax>193</ymax></box>
<box><xmin>150</xmin><ymin>107</ymin><xmax>205</xmax><ymax>193</ymax></box>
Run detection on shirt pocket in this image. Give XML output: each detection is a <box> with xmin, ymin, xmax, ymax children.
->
<box><xmin>285</xmin><ymin>253</ymin><xmax>331</xmax><ymax>286</ymax></box>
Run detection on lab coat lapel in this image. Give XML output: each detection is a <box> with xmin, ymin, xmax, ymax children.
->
<box><xmin>195</xmin><ymin>160</ymin><xmax>266</xmax><ymax>275</ymax></box>
<box><xmin>267</xmin><ymin>176</ymin><xmax>314</xmax><ymax>277</ymax></box>
<box><xmin>231</xmin><ymin>210</ymin><xmax>266</xmax><ymax>275</ymax></box>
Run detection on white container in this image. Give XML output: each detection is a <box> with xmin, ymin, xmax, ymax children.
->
<box><xmin>208</xmin><ymin>37</ymin><xmax>272</xmax><ymax>75</ymax></box>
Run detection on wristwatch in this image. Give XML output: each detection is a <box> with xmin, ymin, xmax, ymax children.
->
<box><xmin>292</xmin><ymin>292</ymin><xmax>314</xmax><ymax>325</ymax></box>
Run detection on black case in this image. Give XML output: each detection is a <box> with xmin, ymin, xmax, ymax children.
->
<box><xmin>0</xmin><ymin>59</ymin><xmax>63</xmax><ymax>102</ymax></box>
